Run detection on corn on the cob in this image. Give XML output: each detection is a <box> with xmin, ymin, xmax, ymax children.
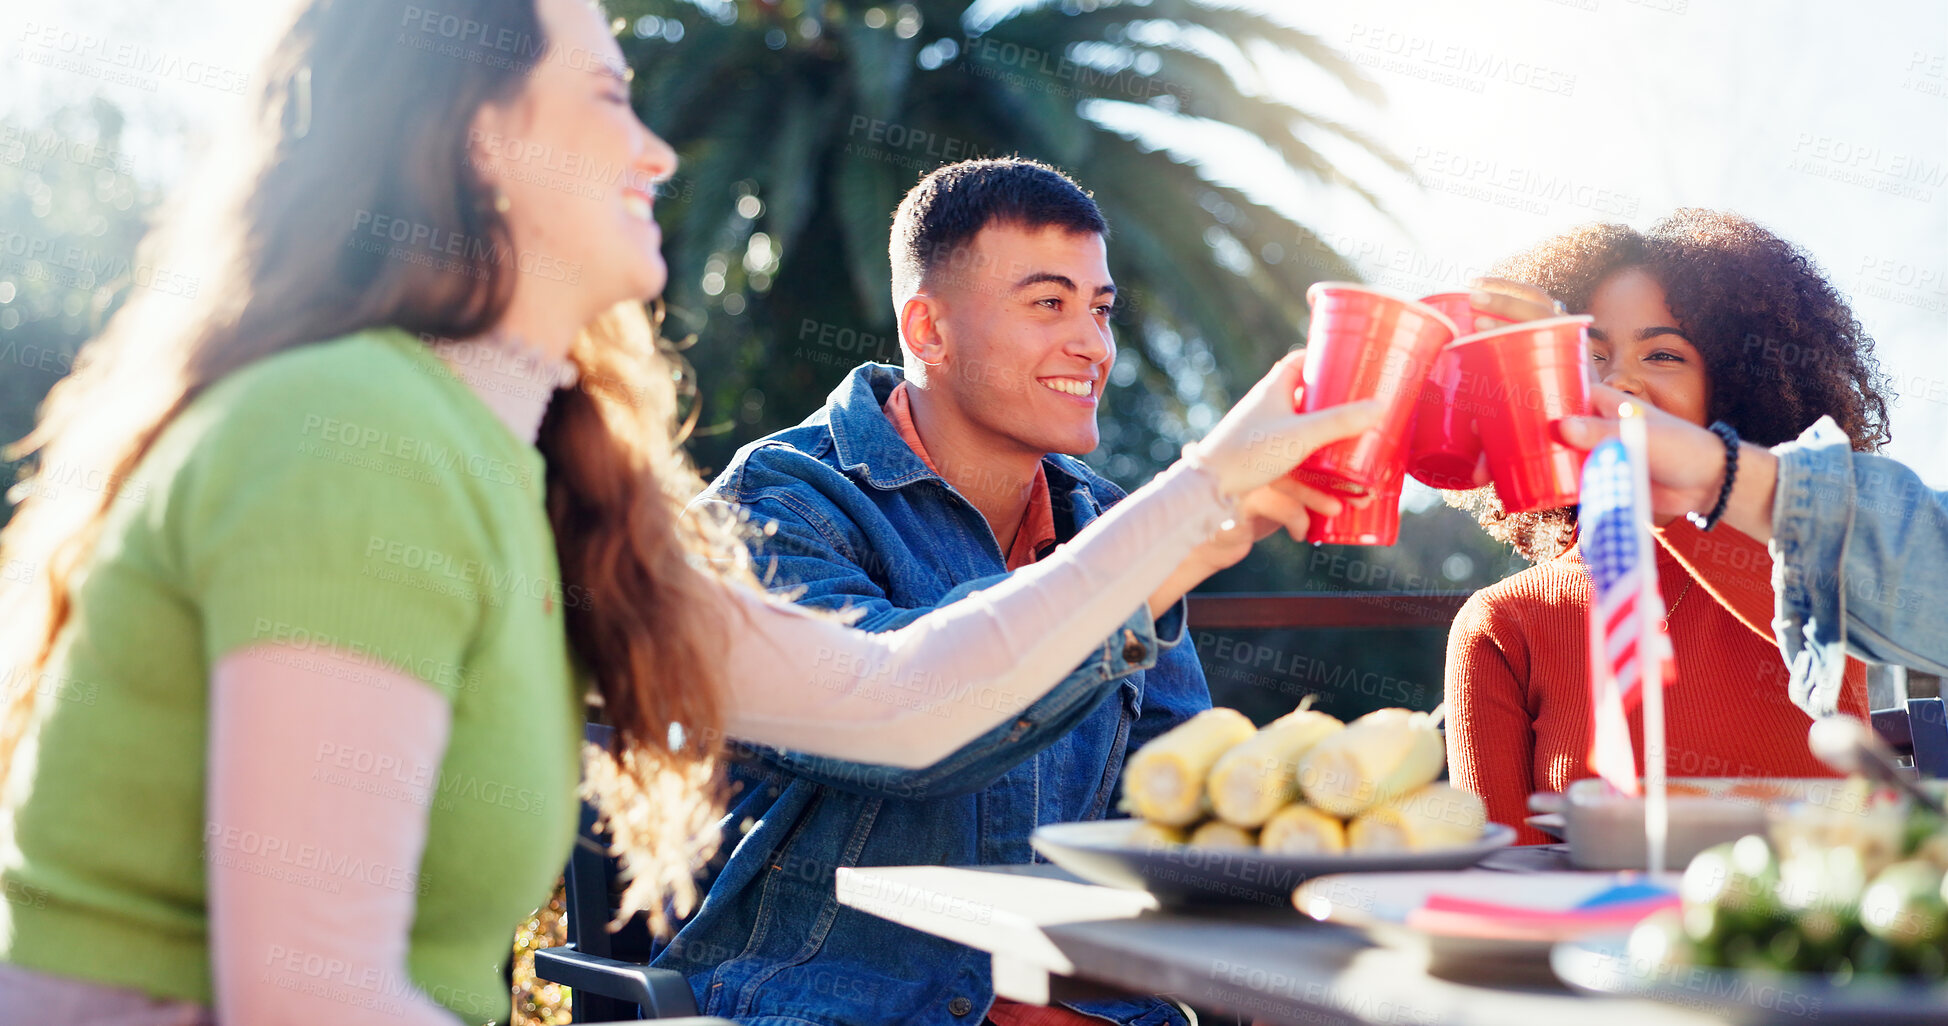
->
<box><xmin>1188</xmin><ymin>820</ymin><xmax>1258</xmax><ymax>849</ymax></box>
<box><xmin>1346</xmin><ymin>783</ymin><xmax>1486</xmax><ymax>853</ymax></box>
<box><xmin>1121</xmin><ymin>707</ymin><xmax>1256</xmax><ymax>826</ymax></box>
<box><xmin>1126</xmin><ymin>821</ymin><xmax>1187</xmax><ymax>850</ymax></box>
<box><xmin>1207</xmin><ymin>707</ymin><xmax>1345</xmax><ymax>827</ymax></box>
<box><xmin>1258</xmin><ymin>803</ymin><xmax>1347</xmax><ymax>855</ymax></box>
<box><xmin>1297</xmin><ymin>707</ymin><xmax>1445</xmax><ymax>818</ymax></box>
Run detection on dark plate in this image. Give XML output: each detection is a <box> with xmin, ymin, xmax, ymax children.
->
<box><xmin>1029</xmin><ymin>819</ymin><xmax>1517</xmax><ymax>909</ymax></box>
<box><xmin>1552</xmin><ymin>936</ymin><xmax>1948</xmax><ymax>1024</ymax></box>
<box><xmin>1526</xmin><ymin>813</ymin><xmax>1568</xmax><ymax>840</ymax></box>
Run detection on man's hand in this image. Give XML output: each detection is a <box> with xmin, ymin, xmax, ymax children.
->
<box><xmin>1146</xmin><ymin>476</ymin><xmax>1357</xmax><ymax>617</ymax></box>
<box><xmin>1467</xmin><ymin>277</ymin><xmax>1562</xmax><ymax>327</ymax></box>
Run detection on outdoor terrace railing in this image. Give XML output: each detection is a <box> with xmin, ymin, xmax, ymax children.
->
<box><xmin>1186</xmin><ymin>591</ymin><xmax>1473</xmax><ymax>631</ymax></box>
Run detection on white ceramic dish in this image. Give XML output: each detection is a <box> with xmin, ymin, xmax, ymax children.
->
<box><xmin>1530</xmin><ymin>777</ymin><xmax>1837</xmax><ymax>870</ymax></box>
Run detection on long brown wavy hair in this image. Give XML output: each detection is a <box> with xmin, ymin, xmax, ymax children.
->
<box><xmin>0</xmin><ymin>0</ymin><xmax>739</xmax><ymax>928</ymax></box>
<box><xmin>1452</xmin><ymin>209</ymin><xmax>1892</xmax><ymax>561</ymax></box>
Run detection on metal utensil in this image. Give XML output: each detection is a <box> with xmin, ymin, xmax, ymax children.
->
<box><xmin>1808</xmin><ymin>715</ymin><xmax>1948</xmax><ymax>816</ymax></box>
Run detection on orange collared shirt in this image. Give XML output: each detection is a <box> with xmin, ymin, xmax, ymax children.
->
<box><xmin>883</xmin><ymin>382</ymin><xmax>1057</xmax><ymax>571</ymax></box>
<box><xmin>885</xmin><ymin>383</ymin><xmax>1089</xmax><ymax>1026</ymax></box>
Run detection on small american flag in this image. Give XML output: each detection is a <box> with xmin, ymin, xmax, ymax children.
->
<box><xmin>1580</xmin><ymin>436</ymin><xmax>1674</xmax><ymax>796</ymax></box>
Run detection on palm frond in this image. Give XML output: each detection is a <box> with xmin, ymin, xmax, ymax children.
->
<box><xmin>609</xmin><ymin>0</ymin><xmax>1405</xmax><ymax>476</ymax></box>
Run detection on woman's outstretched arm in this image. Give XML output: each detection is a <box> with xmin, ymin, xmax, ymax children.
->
<box><xmin>716</xmin><ymin>354</ymin><xmax>1382</xmax><ymax>767</ymax></box>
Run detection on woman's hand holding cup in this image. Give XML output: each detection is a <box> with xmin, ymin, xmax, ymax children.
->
<box><xmin>1554</xmin><ymin>384</ymin><xmax>1782</xmax><ymax>540</ymax></box>
<box><xmin>1556</xmin><ymin>384</ymin><xmax>1734</xmax><ymax>518</ymax></box>
<box><xmin>1146</xmin><ymin>351</ymin><xmax>1382</xmax><ymax>616</ymax></box>
<box><xmin>1185</xmin><ymin>349</ymin><xmax>1384</xmax><ymax>505</ymax></box>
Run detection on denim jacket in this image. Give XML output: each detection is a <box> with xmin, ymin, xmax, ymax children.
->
<box><xmin>654</xmin><ymin>363</ymin><xmax>1207</xmax><ymax>1026</ymax></box>
<box><xmin>1771</xmin><ymin>416</ymin><xmax>1948</xmax><ymax>716</ymax></box>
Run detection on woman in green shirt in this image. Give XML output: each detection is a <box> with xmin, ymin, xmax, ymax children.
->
<box><xmin>0</xmin><ymin>1</ymin><xmax>1376</xmax><ymax>1023</ymax></box>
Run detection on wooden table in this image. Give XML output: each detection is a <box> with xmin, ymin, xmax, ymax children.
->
<box><xmin>835</xmin><ymin>851</ymin><xmax>1733</xmax><ymax>1026</ymax></box>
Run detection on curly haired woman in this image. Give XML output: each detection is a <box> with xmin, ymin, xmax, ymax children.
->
<box><xmin>1444</xmin><ymin>209</ymin><xmax>1893</xmax><ymax>844</ymax></box>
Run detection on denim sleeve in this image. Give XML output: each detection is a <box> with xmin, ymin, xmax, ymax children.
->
<box><xmin>708</xmin><ymin>476</ymin><xmax>1163</xmax><ymax>800</ymax></box>
<box><xmin>1151</xmin><ymin>597</ymin><xmax>1190</xmax><ymax>650</ymax></box>
<box><xmin>1770</xmin><ymin>416</ymin><xmax>1948</xmax><ymax>716</ymax></box>
<box><xmin>1113</xmin><ymin>629</ymin><xmax>1211</xmax><ymax>812</ymax></box>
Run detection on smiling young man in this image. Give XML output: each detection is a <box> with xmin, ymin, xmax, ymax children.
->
<box><xmin>653</xmin><ymin>160</ymin><xmax>1229</xmax><ymax>1026</ymax></box>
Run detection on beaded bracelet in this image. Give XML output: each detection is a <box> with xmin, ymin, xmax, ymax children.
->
<box><xmin>1686</xmin><ymin>421</ymin><xmax>1740</xmax><ymax>531</ymax></box>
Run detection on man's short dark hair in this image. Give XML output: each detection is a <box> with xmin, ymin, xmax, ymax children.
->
<box><xmin>889</xmin><ymin>158</ymin><xmax>1108</xmax><ymax>303</ymax></box>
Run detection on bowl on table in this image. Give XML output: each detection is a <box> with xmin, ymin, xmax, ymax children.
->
<box><xmin>1530</xmin><ymin>778</ymin><xmax>1839</xmax><ymax>870</ymax></box>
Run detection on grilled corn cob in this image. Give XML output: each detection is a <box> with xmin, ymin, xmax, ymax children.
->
<box><xmin>1126</xmin><ymin>821</ymin><xmax>1187</xmax><ymax>849</ymax></box>
<box><xmin>1258</xmin><ymin>803</ymin><xmax>1347</xmax><ymax>855</ymax></box>
<box><xmin>1188</xmin><ymin>821</ymin><xmax>1258</xmax><ymax>849</ymax></box>
<box><xmin>1346</xmin><ymin>783</ymin><xmax>1486</xmax><ymax>853</ymax></box>
<box><xmin>1121</xmin><ymin>707</ymin><xmax>1256</xmax><ymax>826</ymax></box>
<box><xmin>1298</xmin><ymin>707</ymin><xmax>1445</xmax><ymax>818</ymax></box>
<box><xmin>1207</xmin><ymin>706</ymin><xmax>1346</xmax><ymax>828</ymax></box>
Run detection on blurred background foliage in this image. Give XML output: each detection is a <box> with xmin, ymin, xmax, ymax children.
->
<box><xmin>2</xmin><ymin>5</ymin><xmax>1527</xmax><ymax>1019</ymax></box>
<box><xmin>1</xmin><ymin>0</ymin><xmax>1524</xmax><ymax>603</ymax></box>
<box><xmin>620</xmin><ymin>0</ymin><xmax>1389</xmax><ymax>479</ymax></box>
<box><xmin>607</xmin><ymin>0</ymin><xmax>1522</xmax><ymax>601</ymax></box>
<box><xmin>0</xmin><ymin>98</ymin><xmax>158</xmax><ymax>497</ymax></box>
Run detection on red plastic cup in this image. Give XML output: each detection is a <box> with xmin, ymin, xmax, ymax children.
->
<box><xmin>1409</xmin><ymin>294</ymin><xmax>1519</xmax><ymax>489</ymax></box>
<box><xmin>1407</xmin><ymin>344</ymin><xmax>1481</xmax><ymax>491</ymax></box>
<box><xmin>1305</xmin><ymin>466</ymin><xmax>1405</xmax><ymax>546</ymax></box>
<box><xmin>1449</xmin><ymin>315</ymin><xmax>1595</xmax><ymax>514</ymax></box>
<box><xmin>1293</xmin><ymin>283</ymin><xmax>1459</xmax><ymax>495</ymax></box>
<box><xmin>1418</xmin><ymin>291</ymin><xmax>1515</xmax><ymax>338</ymax></box>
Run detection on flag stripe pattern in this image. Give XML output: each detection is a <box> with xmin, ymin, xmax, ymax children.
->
<box><xmin>1580</xmin><ymin>437</ymin><xmax>1670</xmax><ymax>794</ymax></box>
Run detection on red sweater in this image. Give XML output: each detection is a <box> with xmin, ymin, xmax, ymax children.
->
<box><xmin>1445</xmin><ymin>518</ymin><xmax>1869</xmax><ymax>845</ymax></box>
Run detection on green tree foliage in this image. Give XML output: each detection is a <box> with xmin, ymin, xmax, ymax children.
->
<box><xmin>610</xmin><ymin>0</ymin><xmax>1517</xmax><ymax>603</ymax></box>
<box><xmin>610</xmin><ymin>0</ymin><xmax>1407</xmax><ymax>481</ymax></box>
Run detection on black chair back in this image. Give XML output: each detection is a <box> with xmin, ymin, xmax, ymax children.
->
<box><xmin>534</xmin><ymin>722</ymin><xmax>699</xmax><ymax>1021</ymax></box>
<box><xmin>565</xmin><ymin>724</ymin><xmax>656</xmax><ymax>961</ymax></box>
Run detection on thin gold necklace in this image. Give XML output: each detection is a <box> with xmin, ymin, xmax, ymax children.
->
<box><xmin>1662</xmin><ymin>578</ymin><xmax>1694</xmax><ymax>630</ymax></box>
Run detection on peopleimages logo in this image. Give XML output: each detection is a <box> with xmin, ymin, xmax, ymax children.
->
<box><xmin>0</xmin><ymin>229</ymin><xmax>200</xmax><ymax>298</ymax></box>
<box><xmin>15</xmin><ymin>21</ymin><xmax>252</xmax><ymax>94</ymax></box>
<box><xmin>468</xmin><ymin>129</ymin><xmax>662</xmax><ymax>196</ymax></box>
<box><xmin>396</xmin><ymin>4</ymin><xmax>614</xmax><ymax>74</ymax></box>
<box><xmin>1785</xmin><ymin>133</ymin><xmax>1946</xmax><ymax>203</ymax></box>
<box><xmin>347</xmin><ymin>210</ymin><xmax>580</xmax><ymax>285</ymax></box>
<box><xmin>361</xmin><ymin>535</ymin><xmax>593</xmax><ymax>611</ymax></box>
<box><xmin>299</xmin><ymin>409</ymin><xmax>537</xmax><ymax>490</ymax></box>
<box><xmin>960</xmin><ymin>34</ymin><xmax>1176</xmax><ymax>102</ymax></box>
<box><xmin>846</xmin><ymin>116</ymin><xmax>986</xmax><ymax>163</ymax></box>
<box><xmin>1344</xmin><ymin>24</ymin><xmax>1577</xmax><ymax>98</ymax></box>
<box><xmin>1412</xmin><ymin>147</ymin><xmax>1639</xmax><ymax>218</ymax></box>
<box><xmin>0</xmin><ymin>123</ymin><xmax>139</xmax><ymax>176</ymax></box>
